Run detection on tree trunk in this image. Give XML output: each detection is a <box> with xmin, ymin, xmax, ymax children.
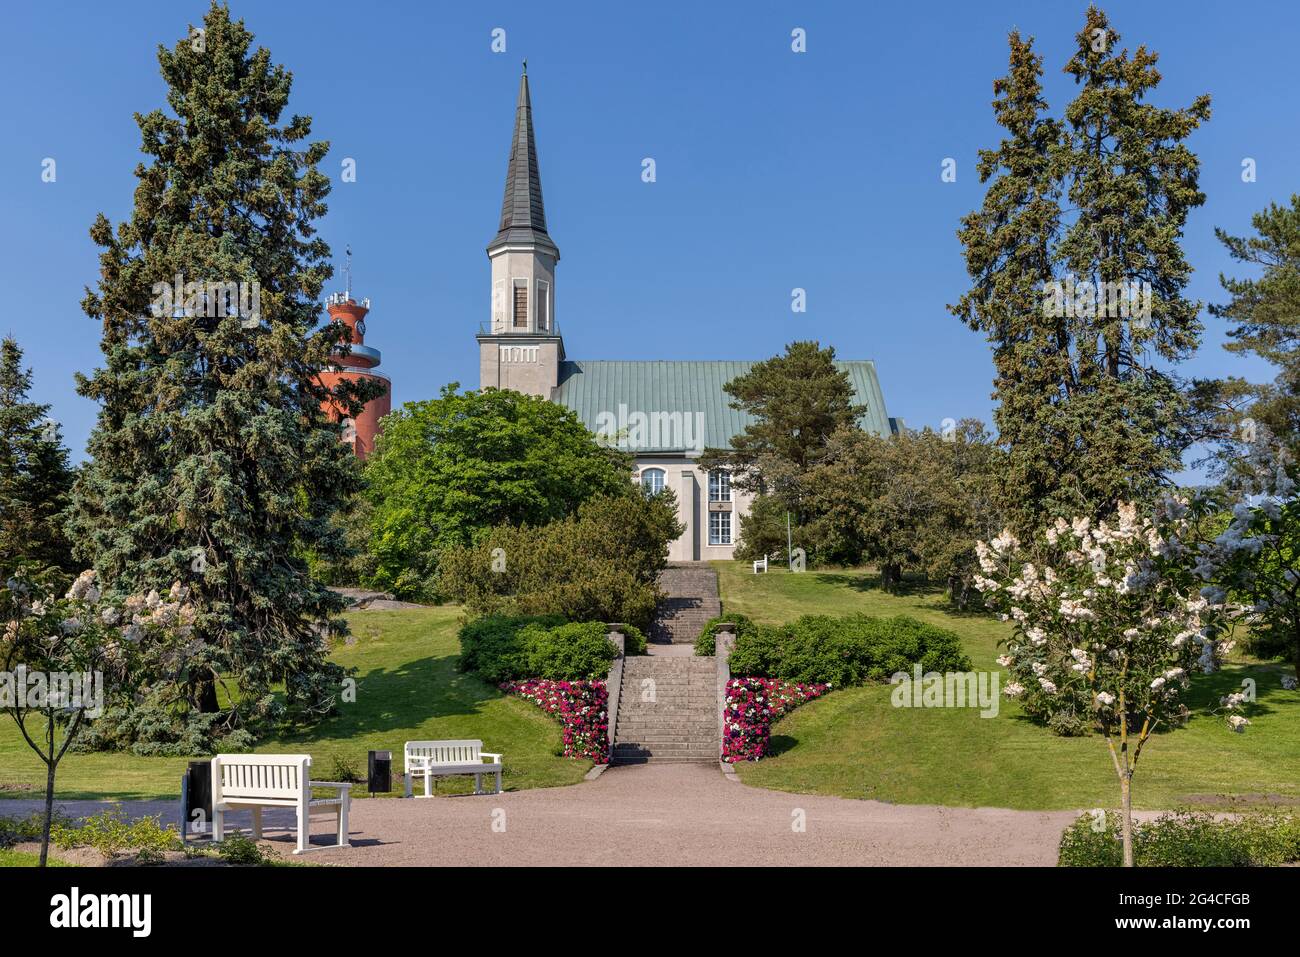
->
<box><xmin>194</xmin><ymin>676</ymin><xmax>220</xmax><ymax>713</ymax></box>
<box><xmin>1120</xmin><ymin>771</ymin><xmax>1134</xmax><ymax>867</ymax></box>
<box><xmin>40</xmin><ymin>720</ymin><xmax>55</xmax><ymax>868</ymax></box>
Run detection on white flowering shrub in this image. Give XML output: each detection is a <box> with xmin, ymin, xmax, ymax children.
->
<box><xmin>975</xmin><ymin>499</ymin><xmax>1243</xmax><ymax>865</ymax></box>
<box><xmin>0</xmin><ymin>566</ymin><xmax>197</xmax><ymax>866</ymax></box>
<box><xmin>1199</xmin><ymin>430</ymin><xmax>1299</xmax><ymax>684</ymax></box>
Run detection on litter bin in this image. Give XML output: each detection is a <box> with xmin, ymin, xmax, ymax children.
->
<box><xmin>182</xmin><ymin>759</ymin><xmax>213</xmax><ymax>840</ymax></box>
<box><xmin>368</xmin><ymin>750</ymin><xmax>392</xmax><ymax>795</ymax></box>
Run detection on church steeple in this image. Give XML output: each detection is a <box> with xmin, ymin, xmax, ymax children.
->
<box><xmin>478</xmin><ymin>65</ymin><xmax>563</xmax><ymax>399</ymax></box>
<box><xmin>488</xmin><ymin>63</ymin><xmax>558</xmax><ymax>258</ymax></box>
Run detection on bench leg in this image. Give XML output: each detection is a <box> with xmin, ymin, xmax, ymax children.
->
<box><xmin>424</xmin><ymin>772</ymin><xmax>432</xmax><ymax>798</ymax></box>
<box><xmin>474</xmin><ymin>773</ymin><xmax>483</xmax><ymax>795</ymax></box>
<box><xmin>337</xmin><ymin>796</ymin><xmax>349</xmax><ymax>847</ymax></box>
<box><xmin>294</xmin><ymin>804</ymin><xmax>308</xmax><ymax>854</ymax></box>
<box><xmin>251</xmin><ymin>806</ymin><xmax>263</xmax><ymax>840</ymax></box>
<box><xmin>493</xmin><ymin>768</ymin><xmax>502</xmax><ymax>795</ymax></box>
<box><xmin>404</xmin><ymin>772</ymin><xmax>412</xmax><ymax>799</ymax></box>
<box><xmin>213</xmin><ymin>808</ymin><xmax>224</xmax><ymax>843</ymax></box>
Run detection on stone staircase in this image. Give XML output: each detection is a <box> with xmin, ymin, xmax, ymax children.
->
<box><xmin>650</xmin><ymin>563</ymin><xmax>721</xmax><ymax>645</ymax></box>
<box><xmin>611</xmin><ymin>656</ymin><xmax>718</xmax><ymax>764</ymax></box>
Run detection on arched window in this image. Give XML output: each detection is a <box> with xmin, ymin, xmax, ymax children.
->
<box><xmin>641</xmin><ymin>467</ymin><xmax>665</xmax><ymax>496</ymax></box>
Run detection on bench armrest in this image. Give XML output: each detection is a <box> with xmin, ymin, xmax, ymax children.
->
<box><xmin>309</xmin><ymin>780</ymin><xmax>355</xmax><ymax>791</ymax></box>
<box><xmin>479</xmin><ymin>753</ymin><xmax>503</xmax><ymax>763</ymax></box>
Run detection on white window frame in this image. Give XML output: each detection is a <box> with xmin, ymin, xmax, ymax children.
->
<box><xmin>512</xmin><ymin>277</ymin><xmax>529</xmax><ymax>329</ymax></box>
<box><xmin>536</xmin><ymin>279</ymin><xmax>550</xmax><ymax>331</ymax></box>
<box><xmin>641</xmin><ymin>467</ymin><xmax>665</xmax><ymax>496</ymax></box>
<box><xmin>709</xmin><ymin>468</ymin><xmax>732</xmax><ymax>503</ymax></box>
<box><xmin>709</xmin><ymin>509</ymin><xmax>732</xmax><ymax>546</ymax></box>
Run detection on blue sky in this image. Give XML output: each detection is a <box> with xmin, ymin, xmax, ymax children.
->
<box><xmin>2</xmin><ymin>0</ymin><xmax>1294</xmax><ymax>471</ymax></box>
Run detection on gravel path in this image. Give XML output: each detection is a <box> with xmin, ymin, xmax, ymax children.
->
<box><xmin>2</xmin><ymin>764</ymin><xmax>1077</xmax><ymax>866</ymax></box>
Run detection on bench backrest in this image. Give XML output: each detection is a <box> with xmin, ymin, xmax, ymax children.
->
<box><xmin>405</xmin><ymin>740</ymin><xmax>483</xmax><ymax>770</ymax></box>
<box><xmin>212</xmin><ymin>754</ymin><xmax>311</xmax><ymax>802</ymax></box>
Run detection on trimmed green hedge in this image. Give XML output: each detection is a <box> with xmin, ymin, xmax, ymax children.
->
<box><xmin>1059</xmin><ymin>810</ymin><xmax>1300</xmax><ymax>867</ymax></box>
<box><xmin>694</xmin><ymin>613</ymin><xmax>758</xmax><ymax>656</ymax></box>
<box><xmin>459</xmin><ymin>615</ymin><xmax>640</xmax><ymax>683</ymax></box>
<box><xmin>725</xmin><ymin>614</ymin><xmax>970</xmax><ymax>687</ymax></box>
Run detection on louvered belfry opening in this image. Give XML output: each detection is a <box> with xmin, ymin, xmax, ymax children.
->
<box><xmin>513</xmin><ymin>282</ymin><xmax>528</xmax><ymax>328</ymax></box>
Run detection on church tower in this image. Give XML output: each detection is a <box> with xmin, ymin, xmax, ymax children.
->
<box><xmin>478</xmin><ymin>64</ymin><xmax>563</xmax><ymax>398</ymax></box>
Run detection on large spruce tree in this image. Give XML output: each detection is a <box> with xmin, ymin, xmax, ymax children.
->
<box><xmin>952</xmin><ymin>6</ymin><xmax>1209</xmax><ymax>532</ymax></box>
<box><xmin>69</xmin><ymin>3</ymin><xmax>376</xmax><ymax>728</ymax></box>
<box><xmin>0</xmin><ymin>337</ymin><xmax>75</xmax><ymax>572</ymax></box>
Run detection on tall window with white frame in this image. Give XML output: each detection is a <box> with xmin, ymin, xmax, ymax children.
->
<box><xmin>708</xmin><ymin>468</ymin><xmax>731</xmax><ymax>502</ymax></box>
<box><xmin>709</xmin><ymin>509</ymin><xmax>731</xmax><ymax>546</ymax></box>
<box><xmin>536</xmin><ymin>280</ymin><xmax>550</xmax><ymax>331</ymax></box>
<box><xmin>640</xmin><ymin>467</ymin><xmax>665</xmax><ymax>497</ymax></box>
<box><xmin>512</xmin><ymin>278</ymin><xmax>528</xmax><ymax>329</ymax></box>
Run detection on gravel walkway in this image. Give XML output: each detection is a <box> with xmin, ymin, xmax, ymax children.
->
<box><xmin>2</xmin><ymin>764</ymin><xmax>1077</xmax><ymax>866</ymax></box>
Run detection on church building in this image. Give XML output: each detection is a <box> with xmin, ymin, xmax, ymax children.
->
<box><xmin>477</xmin><ymin>68</ymin><xmax>897</xmax><ymax>561</ymax></box>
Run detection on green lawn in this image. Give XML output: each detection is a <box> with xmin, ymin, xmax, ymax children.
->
<box><xmin>0</xmin><ymin>607</ymin><xmax>590</xmax><ymax>802</ymax></box>
<box><xmin>0</xmin><ymin>848</ymin><xmax>74</xmax><ymax>867</ymax></box>
<box><xmin>714</xmin><ymin>561</ymin><xmax>1300</xmax><ymax>810</ymax></box>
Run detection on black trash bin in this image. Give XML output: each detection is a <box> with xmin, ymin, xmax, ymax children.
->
<box><xmin>368</xmin><ymin>750</ymin><xmax>392</xmax><ymax>795</ymax></box>
<box><xmin>183</xmin><ymin>760</ymin><xmax>213</xmax><ymax>839</ymax></box>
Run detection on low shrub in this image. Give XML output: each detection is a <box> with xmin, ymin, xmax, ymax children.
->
<box><xmin>50</xmin><ymin>807</ymin><xmax>181</xmax><ymax>857</ymax></box>
<box><xmin>722</xmin><ymin>677</ymin><xmax>831</xmax><ymax>762</ymax></box>
<box><xmin>216</xmin><ymin>833</ymin><xmax>269</xmax><ymax>865</ymax></box>
<box><xmin>620</xmin><ymin>623</ymin><xmax>648</xmax><ymax>656</ymax></box>
<box><xmin>727</xmin><ymin>614</ymin><xmax>969</xmax><ymax>686</ymax></box>
<box><xmin>500</xmin><ymin>679</ymin><xmax>610</xmax><ymax>762</ymax></box>
<box><xmin>1058</xmin><ymin>810</ymin><xmax>1300</xmax><ymax>867</ymax></box>
<box><xmin>460</xmin><ymin>616</ymin><xmax>626</xmax><ymax>682</ymax></box>
<box><xmin>695</xmin><ymin>614</ymin><xmax>758</xmax><ymax>656</ymax></box>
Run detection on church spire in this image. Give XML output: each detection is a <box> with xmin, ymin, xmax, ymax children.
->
<box><xmin>488</xmin><ymin>64</ymin><xmax>558</xmax><ymax>257</ymax></box>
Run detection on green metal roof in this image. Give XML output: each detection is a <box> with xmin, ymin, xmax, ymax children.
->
<box><xmin>552</xmin><ymin>359</ymin><xmax>894</xmax><ymax>454</ymax></box>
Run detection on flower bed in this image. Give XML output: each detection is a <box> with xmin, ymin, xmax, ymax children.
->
<box><xmin>500</xmin><ymin>679</ymin><xmax>610</xmax><ymax>763</ymax></box>
<box><xmin>722</xmin><ymin>677</ymin><xmax>831</xmax><ymax>762</ymax></box>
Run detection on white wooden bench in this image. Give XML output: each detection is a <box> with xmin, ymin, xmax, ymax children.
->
<box><xmin>753</xmin><ymin>556</ymin><xmax>768</xmax><ymax>574</ymax></box>
<box><xmin>210</xmin><ymin>754</ymin><xmax>352</xmax><ymax>854</ymax></box>
<box><xmin>404</xmin><ymin>740</ymin><xmax>502</xmax><ymax>797</ymax></box>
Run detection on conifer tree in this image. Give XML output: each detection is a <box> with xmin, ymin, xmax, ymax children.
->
<box><xmin>953</xmin><ymin>7</ymin><xmax>1210</xmax><ymax>532</ymax></box>
<box><xmin>0</xmin><ymin>337</ymin><xmax>75</xmax><ymax>572</ymax></box>
<box><xmin>68</xmin><ymin>3</ymin><xmax>376</xmax><ymax>728</ymax></box>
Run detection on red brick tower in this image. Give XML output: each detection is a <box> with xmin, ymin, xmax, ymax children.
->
<box><xmin>320</xmin><ymin>250</ymin><xmax>390</xmax><ymax>459</ymax></box>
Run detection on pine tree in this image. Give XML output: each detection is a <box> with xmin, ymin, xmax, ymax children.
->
<box><xmin>1210</xmin><ymin>195</ymin><xmax>1300</xmax><ymax>459</ymax></box>
<box><xmin>68</xmin><ymin>3</ymin><xmax>377</xmax><ymax>726</ymax></box>
<box><xmin>0</xmin><ymin>336</ymin><xmax>75</xmax><ymax>572</ymax></box>
<box><xmin>952</xmin><ymin>7</ymin><xmax>1210</xmax><ymax>532</ymax></box>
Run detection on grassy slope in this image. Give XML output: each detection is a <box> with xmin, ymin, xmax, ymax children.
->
<box><xmin>0</xmin><ymin>607</ymin><xmax>589</xmax><ymax>801</ymax></box>
<box><xmin>716</xmin><ymin>562</ymin><xmax>1300</xmax><ymax>810</ymax></box>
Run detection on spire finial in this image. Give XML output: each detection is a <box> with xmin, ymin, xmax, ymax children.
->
<box><xmin>345</xmin><ymin>245</ymin><xmax>353</xmax><ymax>301</ymax></box>
<box><xmin>522</xmin><ymin>58</ymin><xmax>527</xmax><ymax>76</ymax></box>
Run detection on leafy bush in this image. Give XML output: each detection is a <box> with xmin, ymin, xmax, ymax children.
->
<box><xmin>460</xmin><ymin>616</ymin><xmax>620</xmax><ymax>682</ymax></box>
<box><xmin>620</xmin><ymin>623</ymin><xmax>648</xmax><ymax>656</ymax></box>
<box><xmin>1059</xmin><ymin>810</ymin><xmax>1300</xmax><ymax>867</ymax></box>
<box><xmin>216</xmin><ymin>833</ymin><xmax>268</xmax><ymax>865</ymax></box>
<box><xmin>695</xmin><ymin>613</ymin><xmax>758</xmax><ymax>656</ymax></box>
<box><xmin>438</xmin><ymin>487</ymin><xmax>683</xmax><ymax>629</ymax></box>
<box><xmin>521</xmin><ymin>622</ymin><xmax>621</xmax><ymax>680</ymax></box>
<box><xmin>51</xmin><ymin>808</ymin><xmax>180</xmax><ymax>856</ymax></box>
<box><xmin>726</xmin><ymin>614</ymin><xmax>970</xmax><ymax>686</ymax></box>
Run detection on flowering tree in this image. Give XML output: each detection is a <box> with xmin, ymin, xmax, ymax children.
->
<box><xmin>974</xmin><ymin>500</ymin><xmax>1241</xmax><ymax>866</ymax></box>
<box><xmin>0</xmin><ymin>567</ymin><xmax>195</xmax><ymax>866</ymax></box>
<box><xmin>1198</xmin><ymin>430</ymin><xmax>1299</xmax><ymax>683</ymax></box>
